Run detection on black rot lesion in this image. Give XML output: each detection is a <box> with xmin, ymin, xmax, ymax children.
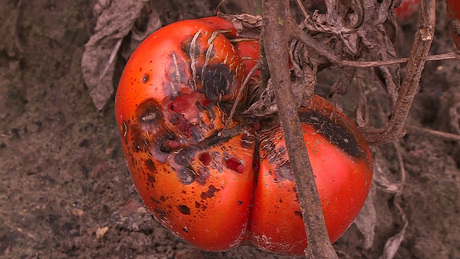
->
<box><xmin>198</xmin><ymin>63</ymin><xmax>236</xmax><ymax>103</ymax></box>
<box><xmin>178</xmin><ymin>205</ymin><xmax>191</xmax><ymax>215</ymax></box>
<box><xmin>200</xmin><ymin>184</ymin><xmax>220</xmax><ymax>200</ymax></box>
<box><xmin>299</xmin><ymin>110</ymin><xmax>365</xmax><ymax>159</ymax></box>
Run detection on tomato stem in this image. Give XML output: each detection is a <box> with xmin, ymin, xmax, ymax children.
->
<box><xmin>262</xmin><ymin>0</ymin><xmax>338</xmax><ymax>258</ymax></box>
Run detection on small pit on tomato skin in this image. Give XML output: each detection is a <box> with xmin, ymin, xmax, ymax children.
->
<box><xmin>225</xmin><ymin>157</ymin><xmax>244</xmax><ymax>174</ymax></box>
<box><xmin>141</xmin><ymin>73</ymin><xmax>149</xmax><ymax>84</ymax></box>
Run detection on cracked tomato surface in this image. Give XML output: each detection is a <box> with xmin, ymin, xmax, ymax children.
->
<box><xmin>115</xmin><ymin>17</ymin><xmax>373</xmax><ymax>256</ymax></box>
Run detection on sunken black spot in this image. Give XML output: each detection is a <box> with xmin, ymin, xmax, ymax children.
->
<box><xmin>147</xmin><ymin>174</ymin><xmax>156</xmax><ymax>183</ymax></box>
<box><xmin>178</xmin><ymin>205</ymin><xmax>191</xmax><ymax>215</ymax></box>
<box><xmin>200</xmin><ymin>185</ymin><xmax>220</xmax><ymax>200</ymax></box>
<box><xmin>145</xmin><ymin>159</ymin><xmax>156</xmax><ymax>172</ymax></box>
<box><xmin>136</xmin><ymin>99</ymin><xmax>162</xmax><ymax>134</ymax></box>
<box><xmin>299</xmin><ymin>110</ymin><xmax>364</xmax><ymax>158</ymax></box>
<box><xmin>199</xmin><ymin>63</ymin><xmax>234</xmax><ymax>102</ymax></box>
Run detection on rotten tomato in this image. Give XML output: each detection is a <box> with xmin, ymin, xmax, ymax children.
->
<box><xmin>115</xmin><ymin>17</ymin><xmax>373</xmax><ymax>256</ymax></box>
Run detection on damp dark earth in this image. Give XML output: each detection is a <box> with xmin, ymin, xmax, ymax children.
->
<box><xmin>1</xmin><ymin>0</ymin><xmax>460</xmax><ymax>258</ymax></box>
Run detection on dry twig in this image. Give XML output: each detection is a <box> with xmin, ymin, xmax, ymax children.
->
<box><xmin>262</xmin><ymin>0</ymin><xmax>337</xmax><ymax>258</ymax></box>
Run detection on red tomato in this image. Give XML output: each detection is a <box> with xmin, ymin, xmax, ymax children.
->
<box><xmin>115</xmin><ymin>17</ymin><xmax>373</xmax><ymax>256</ymax></box>
<box><xmin>447</xmin><ymin>0</ymin><xmax>460</xmax><ymax>50</ymax></box>
<box><xmin>395</xmin><ymin>0</ymin><xmax>419</xmax><ymax>20</ymax></box>
<box><xmin>249</xmin><ymin>95</ymin><xmax>372</xmax><ymax>255</ymax></box>
<box><xmin>115</xmin><ymin>17</ymin><xmax>254</xmax><ymax>251</ymax></box>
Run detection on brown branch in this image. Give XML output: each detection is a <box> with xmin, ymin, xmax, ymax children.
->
<box><xmin>341</xmin><ymin>52</ymin><xmax>460</xmax><ymax>68</ymax></box>
<box><xmin>365</xmin><ymin>0</ymin><xmax>437</xmax><ymax>145</ymax></box>
<box><xmin>262</xmin><ymin>0</ymin><xmax>337</xmax><ymax>258</ymax></box>
<box><xmin>405</xmin><ymin>125</ymin><xmax>460</xmax><ymax>142</ymax></box>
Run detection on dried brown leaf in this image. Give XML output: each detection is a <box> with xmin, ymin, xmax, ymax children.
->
<box><xmin>354</xmin><ymin>184</ymin><xmax>377</xmax><ymax>249</ymax></box>
<box><xmin>381</xmin><ymin>202</ymin><xmax>408</xmax><ymax>259</ymax></box>
<box><xmin>219</xmin><ymin>13</ymin><xmax>262</xmax><ymax>38</ymax></box>
<box><xmin>81</xmin><ymin>0</ymin><xmax>153</xmax><ymax>110</ymax></box>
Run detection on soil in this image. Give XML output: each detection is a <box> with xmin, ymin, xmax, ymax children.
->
<box><xmin>1</xmin><ymin>0</ymin><xmax>459</xmax><ymax>258</ymax></box>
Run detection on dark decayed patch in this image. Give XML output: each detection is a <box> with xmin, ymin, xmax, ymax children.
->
<box><xmin>147</xmin><ymin>174</ymin><xmax>155</xmax><ymax>183</ymax></box>
<box><xmin>177</xmin><ymin>167</ymin><xmax>196</xmax><ymax>185</ymax></box>
<box><xmin>129</xmin><ymin>123</ymin><xmax>150</xmax><ymax>153</ymax></box>
<box><xmin>299</xmin><ymin>110</ymin><xmax>365</xmax><ymax>158</ymax></box>
<box><xmin>145</xmin><ymin>159</ymin><xmax>156</xmax><ymax>172</ymax></box>
<box><xmin>178</xmin><ymin>205</ymin><xmax>191</xmax><ymax>215</ymax></box>
<box><xmin>199</xmin><ymin>63</ymin><xmax>234</xmax><ymax>102</ymax></box>
<box><xmin>200</xmin><ymin>185</ymin><xmax>220</xmax><ymax>200</ymax></box>
<box><xmin>136</xmin><ymin>99</ymin><xmax>162</xmax><ymax>134</ymax></box>
<box><xmin>174</xmin><ymin>147</ymin><xmax>197</xmax><ymax>165</ymax></box>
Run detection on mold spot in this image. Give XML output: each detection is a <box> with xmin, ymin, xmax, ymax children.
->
<box><xmin>226</xmin><ymin>157</ymin><xmax>244</xmax><ymax>174</ymax></box>
<box><xmin>238</xmin><ymin>200</ymin><xmax>243</xmax><ymax>206</ymax></box>
<box><xmin>200</xmin><ymin>185</ymin><xmax>220</xmax><ymax>200</ymax></box>
<box><xmin>141</xmin><ymin>73</ymin><xmax>149</xmax><ymax>84</ymax></box>
<box><xmin>177</xmin><ymin>167</ymin><xmax>196</xmax><ymax>185</ymax></box>
<box><xmin>182</xmin><ymin>226</ymin><xmax>189</xmax><ymax>233</ymax></box>
<box><xmin>199</xmin><ymin>63</ymin><xmax>235</xmax><ymax>102</ymax></box>
<box><xmin>299</xmin><ymin>110</ymin><xmax>364</xmax><ymax>158</ymax></box>
<box><xmin>195</xmin><ymin>201</ymin><xmax>201</xmax><ymax>208</ymax></box>
<box><xmin>178</xmin><ymin>205</ymin><xmax>191</xmax><ymax>215</ymax></box>
<box><xmin>198</xmin><ymin>152</ymin><xmax>211</xmax><ymax>166</ymax></box>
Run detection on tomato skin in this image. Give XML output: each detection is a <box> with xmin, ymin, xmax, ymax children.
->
<box><xmin>395</xmin><ymin>0</ymin><xmax>419</xmax><ymax>20</ymax></box>
<box><xmin>447</xmin><ymin>0</ymin><xmax>460</xmax><ymax>50</ymax></box>
<box><xmin>249</xmin><ymin>95</ymin><xmax>373</xmax><ymax>255</ymax></box>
